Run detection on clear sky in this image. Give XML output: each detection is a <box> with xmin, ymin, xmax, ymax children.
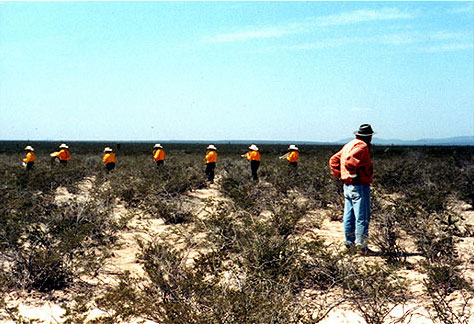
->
<box><xmin>1</xmin><ymin>1</ymin><xmax>473</xmax><ymax>142</ymax></box>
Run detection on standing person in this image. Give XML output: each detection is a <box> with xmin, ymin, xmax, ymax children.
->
<box><xmin>204</xmin><ymin>145</ymin><xmax>217</xmax><ymax>183</ymax></box>
<box><xmin>50</xmin><ymin>143</ymin><xmax>70</xmax><ymax>166</ymax></box>
<box><xmin>23</xmin><ymin>146</ymin><xmax>36</xmax><ymax>171</ymax></box>
<box><xmin>242</xmin><ymin>144</ymin><xmax>261</xmax><ymax>181</ymax></box>
<box><xmin>103</xmin><ymin>147</ymin><xmax>116</xmax><ymax>174</ymax></box>
<box><xmin>329</xmin><ymin>124</ymin><xmax>376</xmax><ymax>256</ymax></box>
<box><xmin>153</xmin><ymin>144</ymin><xmax>166</xmax><ymax>167</ymax></box>
<box><xmin>279</xmin><ymin>144</ymin><xmax>299</xmax><ymax>168</ymax></box>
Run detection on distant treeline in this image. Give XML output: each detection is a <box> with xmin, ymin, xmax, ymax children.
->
<box><xmin>0</xmin><ymin>141</ymin><xmax>336</xmax><ymax>155</ymax></box>
<box><xmin>1</xmin><ymin>140</ymin><xmax>473</xmax><ymax>158</ymax></box>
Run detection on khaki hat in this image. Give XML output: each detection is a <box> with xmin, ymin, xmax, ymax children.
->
<box><xmin>288</xmin><ymin>145</ymin><xmax>298</xmax><ymax>151</ymax></box>
<box><xmin>59</xmin><ymin>143</ymin><xmax>69</xmax><ymax>149</ymax></box>
<box><xmin>24</xmin><ymin>146</ymin><xmax>34</xmax><ymax>151</ymax></box>
<box><xmin>104</xmin><ymin>147</ymin><xmax>113</xmax><ymax>152</ymax></box>
<box><xmin>249</xmin><ymin>144</ymin><xmax>259</xmax><ymax>151</ymax></box>
<box><xmin>153</xmin><ymin>143</ymin><xmax>163</xmax><ymax>149</ymax></box>
<box><xmin>206</xmin><ymin>144</ymin><xmax>217</xmax><ymax>150</ymax></box>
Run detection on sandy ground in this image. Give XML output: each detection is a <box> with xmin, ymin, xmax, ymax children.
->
<box><xmin>2</xmin><ymin>177</ymin><xmax>474</xmax><ymax>323</ymax></box>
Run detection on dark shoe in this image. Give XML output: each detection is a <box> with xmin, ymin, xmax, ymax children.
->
<box><xmin>344</xmin><ymin>243</ymin><xmax>357</xmax><ymax>255</ymax></box>
<box><xmin>357</xmin><ymin>247</ymin><xmax>378</xmax><ymax>256</ymax></box>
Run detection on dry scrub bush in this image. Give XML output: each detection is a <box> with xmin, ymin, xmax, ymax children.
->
<box><xmin>90</xmin><ymin>245</ymin><xmax>301</xmax><ymax>324</ymax></box>
<box><xmin>424</xmin><ymin>273</ymin><xmax>473</xmax><ymax>324</ymax></box>
<box><xmin>0</xmin><ymin>164</ymin><xmax>118</xmax><ymax>292</ymax></box>
<box><xmin>372</xmin><ymin>149</ymin><xmax>470</xmax><ymax>264</ymax></box>
<box><xmin>5</xmin><ymin>155</ymin><xmax>98</xmax><ymax>194</ymax></box>
<box><xmin>369</xmin><ymin>194</ymin><xmax>409</xmax><ymax>265</ymax></box>
<box><xmin>343</xmin><ymin>262</ymin><xmax>410</xmax><ymax>324</ymax></box>
<box><xmin>263</xmin><ymin>157</ymin><xmax>343</xmax><ymax>210</ymax></box>
<box><xmin>220</xmin><ymin>160</ymin><xmax>267</xmax><ymax>215</ymax></box>
<box><xmin>100</xmin><ymin>155</ymin><xmax>205</xmax><ymax>223</ymax></box>
<box><xmin>86</xmin><ymin>147</ymin><xmax>472</xmax><ymax>324</ymax></box>
<box><xmin>220</xmin><ymin>155</ymin><xmax>342</xmax><ymax>219</ymax></box>
<box><xmin>84</xmin><ymin>196</ymin><xmax>349</xmax><ymax>323</ymax></box>
<box><xmin>2</xmin><ymin>145</ymin><xmax>474</xmax><ymax>323</ymax></box>
<box><xmin>372</xmin><ymin>148</ymin><xmax>474</xmax><ymax>322</ymax></box>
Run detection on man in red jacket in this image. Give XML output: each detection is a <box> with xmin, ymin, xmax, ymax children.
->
<box><xmin>329</xmin><ymin>124</ymin><xmax>376</xmax><ymax>256</ymax></box>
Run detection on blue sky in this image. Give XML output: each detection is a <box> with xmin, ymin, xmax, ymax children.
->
<box><xmin>1</xmin><ymin>1</ymin><xmax>473</xmax><ymax>142</ymax></box>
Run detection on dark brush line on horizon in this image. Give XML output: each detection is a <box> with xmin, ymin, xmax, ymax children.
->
<box><xmin>1</xmin><ymin>136</ymin><xmax>473</xmax><ymax>146</ymax></box>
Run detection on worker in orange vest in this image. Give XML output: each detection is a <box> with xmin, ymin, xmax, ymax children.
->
<box><xmin>153</xmin><ymin>144</ymin><xmax>166</xmax><ymax>167</ymax></box>
<box><xmin>23</xmin><ymin>146</ymin><xmax>36</xmax><ymax>171</ymax></box>
<box><xmin>279</xmin><ymin>144</ymin><xmax>299</xmax><ymax>168</ymax></box>
<box><xmin>50</xmin><ymin>143</ymin><xmax>70</xmax><ymax>166</ymax></box>
<box><xmin>242</xmin><ymin>144</ymin><xmax>261</xmax><ymax>181</ymax></box>
<box><xmin>103</xmin><ymin>147</ymin><xmax>116</xmax><ymax>174</ymax></box>
<box><xmin>204</xmin><ymin>145</ymin><xmax>217</xmax><ymax>183</ymax></box>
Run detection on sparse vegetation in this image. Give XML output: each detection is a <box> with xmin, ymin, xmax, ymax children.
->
<box><xmin>1</xmin><ymin>143</ymin><xmax>473</xmax><ymax>323</ymax></box>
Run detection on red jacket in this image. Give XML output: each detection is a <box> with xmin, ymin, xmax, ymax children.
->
<box><xmin>329</xmin><ymin>138</ymin><xmax>373</xmax><ymax>185</ymax></box>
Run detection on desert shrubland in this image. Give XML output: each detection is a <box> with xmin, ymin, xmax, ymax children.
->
<box><xmin>1</xmin><ymin>143</ymin><xmax>473</xmax><ymax>323</ymax></box>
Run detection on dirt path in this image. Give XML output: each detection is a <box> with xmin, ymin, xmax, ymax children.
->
<box><xmin>4</xmin><ymin>177</ymin><xmax>474</xmax><ymax>323</ymax></box>
<box><xmin>96</xmin><ymin>178</ymin><xmax>228</xmax><ymax>280</ymax></box>
<box><xmin>308</xmin><ymin>201</ymin><xmax>474</xmax><ymax>324</ymax></box>
<box><xmin>4</xmin><ymin>175</ymin><xmax>226</xmax><ymax>323</ymax></box>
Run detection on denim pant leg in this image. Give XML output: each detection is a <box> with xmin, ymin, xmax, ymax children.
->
<box><xmin>354</xmin><ymin>185</ymin><xmax>370</xmax><ymax>247</ymax></box>
<box><xmin>359</xmin><ymin>185</ymin><xmax>371</xmax><ymax>246</ymax></box>
<box><xmin>343</xmin><ymin>184</ymin><xmax>356</xmax><ymax>245</ymax></box>
<box><xmin>344</xmin><ymin>184</ymin><xmax>371</xmax><ymax>247</ymax></box>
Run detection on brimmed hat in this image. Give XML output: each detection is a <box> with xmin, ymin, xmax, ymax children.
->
<box><xmin>354</xmin><ymin>124</ymin><xmax>375</xmax><ymax>137</ymax></box>
<box><xmin>153</xmin><ymin>143</ymin><xmax>163</xmax><ymax>149</ymax></box>
<box><xmin>104</xmin><ymin>147</ymin><xmax>113</xmax><ymax>152</ymax></box>
<box><xmin>24</xmin><ymin>146</ymin><xmax>34</xmax><ymax>151</ymax></box>
<box><xmin>59</xmin><ymin>143</ymin><xmax>69</xmax><ymax>149</ymax></box>
<box><xmin>288</xmin><ymin>145</ymin><xmax>298</xmax><ymax>151</ymax></box>
<box><xmin>206</xmin><ymin>144</ymin><xmax>217</xmax><ymax>150</ymax></box>
<box><xmin>249</xmin><ymin>144</ymin><xmax>259</xmax><ymax>151</ymax></box>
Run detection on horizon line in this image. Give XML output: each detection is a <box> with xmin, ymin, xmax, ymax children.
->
<box><xmin>1</xmin><ymin>135</ymin><xmax>473</xmax><ymax>144</ymax></box>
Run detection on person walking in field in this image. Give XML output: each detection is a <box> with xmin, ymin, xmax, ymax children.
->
<box><xmin>279</xmin><ymin>144</ymin><xmax>299</xmax><ymax>169</ymax></box>
<box><xmin>153</xmin><ymin>144</ymin><xmax>166</xmax><ymax>167</ymax></box>
<box><xmin>204</xmin><ymin>145</ymin><xmax>217</xmax><ymax>183</ymax></box>
<box><xmin>329</xmin><ymin>124</ymin><xmax>376</xmax><ymax>256</ymax></box>
<box><xmin>50</xmin><ymin>143</ymin><xmax>70</xmax><ymax>166</ymax></box>
<box><xmin>242</xmin><ymin>144</ymin><xmax>261</xmax><ymax>181</ymax></box>
<box><xmin>103</xmin><ymin>147</ymin><xmax>116</xmax><ymax>174</ymax></box>
<box><xmin>22</xmin><ymin>146</ymin><xmax>36</xmax><ymax>171</ymax></box>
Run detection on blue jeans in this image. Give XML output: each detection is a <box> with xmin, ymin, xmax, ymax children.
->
<box><xmin>343</xmin><ymin>184</ymin><xmax>370</xmax><ymax>248</ymax></box>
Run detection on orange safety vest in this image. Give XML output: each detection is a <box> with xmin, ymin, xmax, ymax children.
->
<box><xmin>153</xmin><ymin>149</ymin><xmax>166</xmax><ymax>161</ymax></box>
<box><xmin>287</xmin><ymin>151</ymin><xmax>299</xmax><ymax>163</ymax></box>
<box><xmin>23</xmin><ymin>152</ymin><xmax>36</xmax><ymax>163</ymax></box>
<box><xmin>205</xmin><ymin>151</ymin><xmax>217</xmax><ymax>163</ymax></box>
<box><xmin>103</xmin><ymin>153</ymin><xmax>116</xmax><ymax>164</ymax></box>
<box><xmin>54</xmin><ymin>149</ymin><xmax>70</xmax><ymax>161</ymax></box>
<box><xmin>247</xmin><ymin>151</ymin><xmax>261</xmax><ymax>161</ymax></box>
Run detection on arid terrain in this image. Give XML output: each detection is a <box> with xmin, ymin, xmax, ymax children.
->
<box><xmin>1</xmin><ymin>142</ymin><xmax>473</xmax><ymax>323</ymax></box>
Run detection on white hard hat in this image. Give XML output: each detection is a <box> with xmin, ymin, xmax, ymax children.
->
<box><xmin>249</xmin><ymin>144</ymin><xmax>259</xmax><ymax>151</ymax></box>
<box><xmin>206</xmin><ymin>144</ymin><xmax>217</xmax><ymax>150</ymax></box>
<box><xmin>59</xmin><ymin>143</ymin><xmax>69</xmax><ymax>149</ymax></box>
<box><xmin>24</xmin><ymin>146</ymin><xmax>34</xmax><ymax>151</ymax></box>
<box><xmin>288</xmin><ymin>145</ymin><xmax>298</xmax><ymax>151</ymax></box>
<box><xmin>104</xmin><ymin>147</ymin><xmax>113</xmax><ymax>152</ymax></box>
<box><xmin>153</xmin><ymin>143</ymin><xmax>163</xmax><ymax>149</ymax></box>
